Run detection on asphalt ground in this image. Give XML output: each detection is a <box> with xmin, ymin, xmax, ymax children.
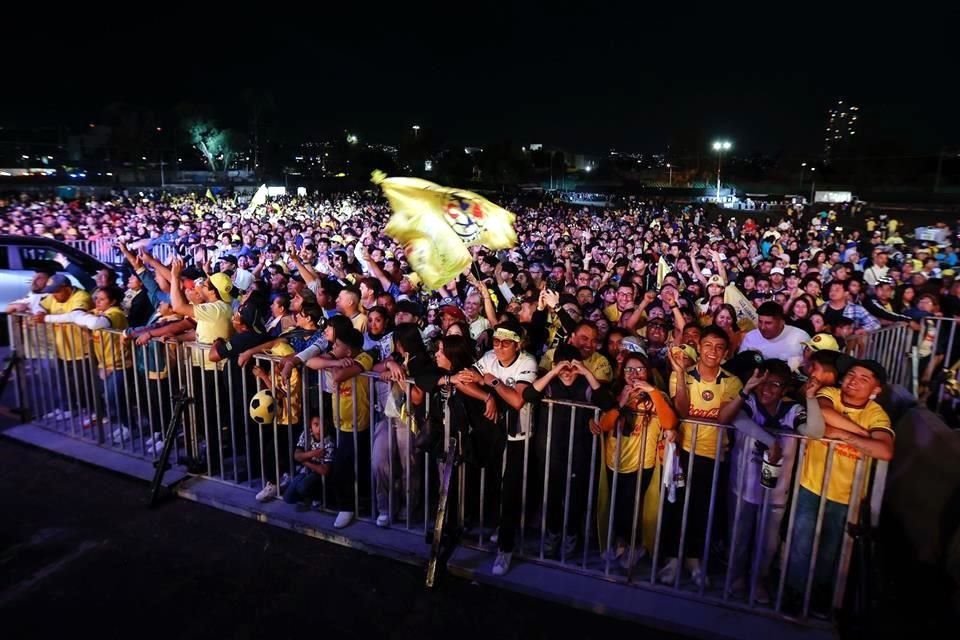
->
<box><xmin>0</xmin><ymin>438</ymin><xmax>688</xmax><ymax>640</ymax></box>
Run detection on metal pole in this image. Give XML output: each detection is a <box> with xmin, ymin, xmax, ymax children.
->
<box><xmin>559</xmin><ymin>408</ymin><xmax>577</xmax><ymax>566</ymax></box>
<box><xmin>539</xmin><ymin>403</ymin><xmax>554</xmax><ymax>561</ymax></box>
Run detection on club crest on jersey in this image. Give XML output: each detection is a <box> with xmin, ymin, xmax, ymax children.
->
<box><xmin>701</xmin><ymin>390</ymin><xmax>714</xmax><ymax>402</ymax></box>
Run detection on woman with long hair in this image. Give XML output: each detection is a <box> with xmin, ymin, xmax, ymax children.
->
<box><xmin>784</xmin><ymin>294</ymin><xmax>817</xmax><ymax>336</ymax></box>
<box><xmin>592</xmin><ymin>352</ymin><xmax>677</xmax><ymax>570</ymax></box>
<box><xmin>371</xmin><ymin>322</ymin><xmax>430</xmax><ymax>526</ymax></box>
<box><xmin>711</xmin><ymin>303</ymin><xmax>743</xmax><ymax>355</ymax></box>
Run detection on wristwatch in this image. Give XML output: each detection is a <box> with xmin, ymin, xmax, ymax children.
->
<box><xmin>491</xmin><ymin>378</ymin><xmax>502</xmax><ymax>387</ymax></box>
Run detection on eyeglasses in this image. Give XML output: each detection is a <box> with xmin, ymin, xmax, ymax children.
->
<box><xmin>624</xmin><ymin>366</ymin><xmax>647</xmax><ymax>374</ymax></box>
<box><xmin>492</xmin><ymin>339</ymin><xmax>518</xmax><ymax>347</ymax></box>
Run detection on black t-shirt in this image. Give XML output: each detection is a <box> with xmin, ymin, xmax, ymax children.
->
<box><xmin>821</xmin><ymin>305</ymin><xmax>846</xmax><ymax>329</ymax></box>
<box><xmin>213</xmin><ymin>330</ymin><xmax>271</xmax><ymax>361</ymax></box>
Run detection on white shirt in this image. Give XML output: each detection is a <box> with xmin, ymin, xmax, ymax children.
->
<box><xmin>475</xmin><ymin>350</ymin><xmax>537</xmax><ymax>441</ymax></box>
<box><xmin>738</xmin><ymin>324</ymin><xmax>810</xmax><ymax>369</ymax></box>
<box><xmin>863</xmin><ymin>265</ymin><xmax>889</xmax><ymax>287</ymax></box>
<box><xmin>730</xmin><ymin>396</ymin><xmax>805</xmax><ymax>506</ymax></box>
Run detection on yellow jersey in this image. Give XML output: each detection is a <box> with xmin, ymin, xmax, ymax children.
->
<box><xmin>41</xmin><ymin>289</ymin><xmax>92</xmax><ymax>361</ymax></box>
<box><xmin>539</xmin><ymin>348</ymin><xmax>613</xmax><ymax>382</ymax></box>
<box><xmin>336</xmin><ymin>351</ymin><xmax>374</xmax><ymax>432</ymax></box>
<box><xmin>669</xmin><ymin>367</ymin><xmax>742</xmax><ymax>459</ymax></box>
<box><xmin>193</xmin><ymin>300</ymin><xmax>233</xmax><ymax>370</ymax></box>
<box><xmin>92</xmin><ymin>306</ymin><xmax>131</xmax><ymax>371</ymax></box>
<box><xmin>265</xmin><ymin>342</ymin><xmax>302</xmax><ymax>426</ymax></box>
<box><xmin>599</xmin><ymin>389</ymin><xmax>676</xmax><ymax>472</ymax></box>
<box><xmin>801</xmin><ymin>387</ymin><xmax>893</xmax><ymax>504</ymax></box>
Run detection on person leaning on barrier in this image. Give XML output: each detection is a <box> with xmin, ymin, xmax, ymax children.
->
<box><xmin>456</xmin><ymin>321</ymin><xmax>537</xmax><ymax>577</ymax></box>
<box><xmin>661</xmin><ymin>325</ymin><xmax>744</xmax><ymax>588</ymax></box>
<box><xmin>593</xmin><ymin>351</ymin><xmax>677</xmax><ymax>570</ymax></box>
<box><xmin>370</xmin><ymin>322</ymin><xmax>431</xmax><ymax>527</ymax></box>
<box><xmin>32</xmin><ymin>273</ymin><xmax>93</xmax><ymax>419</ymax></box>
<box><xmin>304</xmin><ymin>326</ymin><xmax>374</xmax><ymax>530</ymax></box>
<box><xmin>69</xmin><ymin>285</ymin><xmax>136</xmax><ymax>439</ymax></box>
<box><xmin>5</xmin><ymin>263</ymin><xmax>58</xmax><ymax>314</ymax></box>
<box><xmin>785</xmin><ymin>359</ymin><xmax>894</xmax><ymax>614</ymax></box>
<box><xmin>727</xmin><ymin>359</ymin><xmax>825</xmax><ymax>604</ymax></box>
<box><xmin>526</xmin><ymin>343</ymin><xmax>614</xmax><ymax>560</ymax></box>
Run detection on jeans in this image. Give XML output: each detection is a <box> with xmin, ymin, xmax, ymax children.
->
<box><xmin>372</xmin><ymin>416</ymin><xmax>420</xmax><ymax>517</ymax></box>
<box><xmin>786</xmin><ymin>487</ymin><xmax>849</xmax><ymax>595</ymax></box>
<box><xmin>727</xmin><ymin>491</ymin><xmax>787</xmax><ymax>583</ymax></box>
<box><xmin>497</xmin><ymin>439</ymin><xmax>527</xmax><ymax>553</ymax></box>
<box><xmin>330</xmin><ymin>427</ymin><xmax>372</xmax><ymax>514</ymax></box>
<box><xmin>284</xmin><ymin>472</ymin><xmax>323</xmax><ymax>504</ymax></box>
<box><xmin>606</xmin><ymin>467</ymin><xmax>655</xmax><ymax>545</ymax></box>
<box><xmin>662</xmin><ymin>450</ymin><xmax>718</xmax><ymax>560</ymax></box>
<box><xmin>101</xmin><ymin>368</ymin><xmax>132</xmax><ymax>427</ymax></box>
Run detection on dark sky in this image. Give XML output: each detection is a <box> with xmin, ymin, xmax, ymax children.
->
<box><xmin>2</xmin><ymin>6</ymin><xmax>956</xmax><ymax>156</ymax></box>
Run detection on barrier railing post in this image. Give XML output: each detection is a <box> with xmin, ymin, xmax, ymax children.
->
<box><xmin>582</xmin><ymin>408</ymin><xmax>599</xmax><ymax>571</ymax></box>
<box><xmin>674</xmin><ymin>422</ymin><xmax>699</xmax><ymax>590</ymax></box>
<box><xmin>559</xmin><ymin>407</ymin><xmax>576</xmax><ymax>566</ymax></box>
<box><xmin>539</xmin><ymin>403</ymin><xmax>554</xmax><ymax>561</ymax></box>
<box><xmin>698</xmin><ymin>427</ymin><xmax>724</xmax><ymax>596</ymax></box>
<box><xmin>802</xmin><ymin>442</ymin><xmax>836</xmax><ymax>618</ymax></box>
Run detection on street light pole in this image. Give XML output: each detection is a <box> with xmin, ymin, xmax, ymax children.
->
<box><xmin>667</xmin><ymin>163</ymin><xmax>672</xmax><ymax>187</ymax></box>
<box><xmin>809</xmin><ymin>167</ymin><xmax>817</xmax><ymax>205</ymax></box>
<box><xmin>799</xmin><ymin>162</ymin><xmax>806</xmax><ymax>191</ymax></box>
<box><xmin>712</xmin><ymin>140</ymin><xmax>731</xmax><ymax>200</ymax></box>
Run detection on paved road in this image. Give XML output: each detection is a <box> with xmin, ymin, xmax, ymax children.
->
<box><xmin>0</xmin><ymin>439</ymin><xmax>686</xmax><ymax>640</ymax></box>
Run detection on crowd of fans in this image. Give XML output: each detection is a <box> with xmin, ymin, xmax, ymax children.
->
<box><xmin>4</xmin><ymin>189</ymin><xmax>958</xmax><ymax>613</ymax></box>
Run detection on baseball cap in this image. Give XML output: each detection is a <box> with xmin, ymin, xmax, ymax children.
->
<box><xmin>802</xmin><ymin>333</ymin><xmax>840</xmax><ymax>352</ymax></box>
<box><xmin>770</xmin><ymin>267</ymin><xmax>785</xmax><ymax>275</ymax></box>
<box><xmin>40</xmin><ymin>273</ymin><xmax>72</xmax><ymax>294</ymax></box>
<box><xmin>620</xmin><ymin>336</ymin><xmax>646</xmax><ymax>355</ymax></box>
<box><xmin>706</xmin><ymin>274</ymin><xmax>725</xmax><ymax>288</ymax></box>
<box><xmin>208</xmin><ymin>272</ymin><xmax>235</xmax><ymax>303</ymax></box>
<box><xmin>440</xmin><ymin>305</ymin><xmax>467</xmax><ymax>322</ymax></box>
<box><xmin>395</xmin><ymin>299</ymin><xmax>423</xmax><ymax>318</ymax></box>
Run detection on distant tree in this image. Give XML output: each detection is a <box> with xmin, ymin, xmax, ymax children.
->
<box><xmin>183</xmin><ymin>119</ymin><xmax>239</xmax><ymax>172</ymax></box>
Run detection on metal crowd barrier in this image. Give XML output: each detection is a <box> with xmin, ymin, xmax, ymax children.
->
<box><xmin>66</xmin><ymin>240</ymin><xmax>217</xmax><ymax>268</ymax></box>
<box><xmin>911</xmin><ymin>316</ymin><xmax>960</xmax><ymax>416</ymax></box>
<box><xmin>7</xmin><ymin>308</ymin><xmax>889</xmax><ymax>628</ymax></box>
<box><xmin>845</xmin><ymin>322</ymin><xmax>917</xmax><ymax>395</ymax></box>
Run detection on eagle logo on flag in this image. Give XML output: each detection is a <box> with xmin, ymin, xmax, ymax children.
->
<box><xmin>443</xmin><ymin>195</ymin><xmax>485</xmax><ymax>243</ymax></box>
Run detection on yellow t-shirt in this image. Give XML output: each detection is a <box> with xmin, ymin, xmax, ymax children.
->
<box><xmin>603</xmin><ymin>303</ymin><xmax>622</xmax><ymax>324</ymax></box>
<box><xmin>350</xmin><ymin>312</ymin><xmax>368</xmax><ymax>333</ymax></box>
<box><xmin>801</xmin><ymin>387</ymin><xmax>893</xmax><ymax>504</ymax></box>
<box><xmin>92</xmin><ymin>306</ymin><xmax>131</xmax><ymax>371</ymax></box>
<box><xmin>41</xmin><ymin>289</ymin><xmax>92</xmax><ymax>361</ymax></box>
<box><xmin>604</xmin><ymin>410</ymin><xmax>663</xmax><ymax>473</ymax></box>
<box><xmin>193</xmin><ymin>300</ymin><xmax>233</xmax><ymax>370</ymax></box>
<box><xmin>266</xmin><ymin>342</ymin><xmax>301</xmax><ymax>426</ymax></box>
<box><xmin>669</xmin><ymin>367</ymin><xmax>742</xmax><ymax>459</ymax></box>
<box><xmin>539</xmin><ymin>349</ymin><xmax>613</xmax><ymax>382</ymax></box>
<box><xmin>337</xmin><ymin>351</ymin><xmax>374</xmax><ymax>432</ymax></box>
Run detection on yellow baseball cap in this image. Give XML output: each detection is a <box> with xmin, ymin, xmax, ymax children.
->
<box><xmin>802</xmin><ymin>333</ymin><xmax>840</xmax><ymax>352</ymax></box>
<box><xmin>208</xmin><ymin>272</ymin><xmax>235</xmax><ymax>303</ymax></box>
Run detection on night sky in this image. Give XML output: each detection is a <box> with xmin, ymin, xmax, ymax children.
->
<box><xmin>2</xmin><ymin>6</ymin><xmax>955</xmax><ymax>155</ymax></box>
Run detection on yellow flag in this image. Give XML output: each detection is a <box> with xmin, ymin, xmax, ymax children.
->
<box><xmin>244</xmin><ymin>184</ymin><xmax>267</xmax><ymax>217</ymax></box>
<box><xmin>205</xmin><ymin>188</ymin><xmax>216</xmax><ymax>203</ymax></box>
<box><xmin>372</xmin><ymin>171</ymin><xmax>517</xmax><ymax>290</ymax></box>
<box><xmin>656</xmin><ymin>255</ymin><xmax>671</xmax><ymax>289</ymax></box>
<box><xmin>723</xmin><ymin>283</ymin><xmax>758</xmax><ymax>329</ymax></box>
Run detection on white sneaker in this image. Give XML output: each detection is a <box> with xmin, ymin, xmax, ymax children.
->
<box><xmin>255</xmin><ymin>482</ymin><xmax>278</xmax><ymax>502</ymax></box>
<box><xmin>492</xmin><ymin>551</ymin><xmax>512</xmax><ymax>576</ymax></box>
<box><xmin>145</xmin><ymin>440</ymin><xmax>164</xmax><ymax>455</ymax></box>
<box><xmin>601</xmin><ymin>542</ymin><xmax>626</xmax><ymax>562</ymax></box>
<box><xmin>542</xmin><ymin>531</ymin><xmax>560</xmax><ymax>556</ymax></box>
<box><xmin>110</xmin><ymin>426</ymin><xmax>131</xmax><ymax>442</ymax></box>
<box><xmin>489</xmin><ymin>529</ymin><xmax>499</xmax><ymax>544</ymax></box>
<box><xmin>144</xmin><ymin>432</ymin><xmax>163</xmax><ymax>448</ymax></box>
<box><xmin>279</xmin><ymin>472</ymin><xmax>291</xmax><ymax>492</ymax></box>
<box><xmin>334</xmin><ymin>511</ymin><xmax>354</xmax><ymax>529</ymax></box>
<box><xmin>562</xmin><ymin>535</ymin><xmax>578</xmax><ymax>558</ymax></box>
<box><xmin>657</xmin><ymin>558</ymin><xmax>679</xmax><ymax>585</ymax></box>
<box><xmin>620</xmin><ymin>546</ymin><xmax>647</xmax><ymax>571</ymax></box>
<box><xmin>376</xmin><ymin>514</ymin><xmax>390</xmax><ymax>528</ymax></box>
<box><xmin>691</xmin><ymin>569</ymin><xmax>710</xmax><ymax>589</ymax></box>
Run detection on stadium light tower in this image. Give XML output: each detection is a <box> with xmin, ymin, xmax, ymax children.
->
<box><xmin>712</xmin><ymin>140</ymin><xmax>731</xmax><ymax>200</ymax></box>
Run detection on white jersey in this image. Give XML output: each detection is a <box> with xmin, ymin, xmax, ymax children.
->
<box><xmin>739</xmin><ymin>325</ymin><xmax>810</xmax><ymax>369</ymax></box>
<box><xmin>475</xmin><ymin>350</ymin><xmax>537</xmax><ymax>441</ymax></box>
<box><xmin>730</xmin><ymin>396</ymin><xmax>806</xmax><ymax>506</ymax></box>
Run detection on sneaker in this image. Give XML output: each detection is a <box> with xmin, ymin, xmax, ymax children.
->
<box><xmin>255</xmin><ymin>482</ymin><xmax>278</xmax><ymax>502</ymax></box>
<box><xmin>620</xmin><ymin>546</ymin><xmax>647</xmax><ymax>571</ymax></box>
<box><xmin>562</xmin><ymin>535</ymin><xmax>578</xmax><ymax>558</ymax></box>
<box><xmin>145</xmin><ymin>439</ymin><xmax>164</xmax><ymax>455</ymax></box>
<box><xmin>334</xmin><ymin>511</ymin><xmax>354</xmax><ymax>529</ymax></box>
<box><xmin>542</xmin><ymin>531</ymin><xmax>560</xmax><ymax>557</ymax></box>
<box><xmin>311</xmin><ymin>500</ymin><xmax>322</xmax><ymax>510</ymax></box>
<box><xmin>601</xmin><ymin>542</ymin><xmax>626</xmax><ymax>563</ymax></box>
<box><xmin>82</xmin><ymin>415</ymin><xmax>101</xmax><ymax>429</ymax></box>
<box><xmin>110</xmin><ymin>426</ymin><xmax>131</xmax><ymax>442</ymax></box>
<box><xmin>691</xmin><ymin>568</ymin><xmax>711</xmax><ymax>589</ymax></box>
<box><xmin>657</xmin><ymin>558</ymin><xmax>679</xmax><ymax>585</ymax></box>
<box><xmin>492</xmin><ymin>551</ymin><xmax>512</xmax><ymax>576</ymax></box>
<box><xmin>754</xmin><ymin>583</ymin><xmax>771</xmax><ymax>605</ymax></box>
<box><xmin>376</xmin><ymin>514</ymin><xmax>390</xmax><ymax>528</ymax></box>
<box><xmin>489</xmin><ymin>529</ymin><xmax>499</xmax><ymax>544</ymax></box>
<box><xmin>279</xmin><ymin>472</ymin><xmax>291</xmax><ymax>492</ymax></box>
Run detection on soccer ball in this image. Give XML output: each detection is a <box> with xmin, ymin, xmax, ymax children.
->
<box><xmin>249</xmin><ymin>389</ymin><xmax>276</xmax><ymax>424</ymax></box>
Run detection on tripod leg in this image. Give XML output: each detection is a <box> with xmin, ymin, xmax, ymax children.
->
<box><xmin>148</xmin><ymin>392</ymin><xmax>188</xmax><ymax>508</ymax></box>
<box><xmin>426</xmin><ymin>438</ymin><xmax>456</xmax><ymax>588</ymax></box>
